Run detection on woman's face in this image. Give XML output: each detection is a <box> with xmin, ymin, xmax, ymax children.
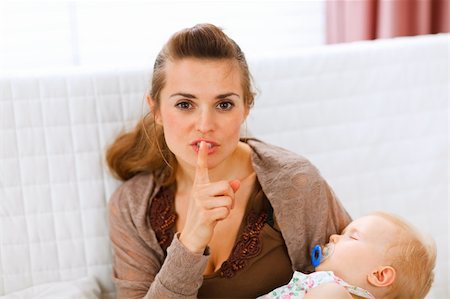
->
<box><xmin>154</xmin><ymin>58</ymin><xmax>248</xmax><ymax>171</ymax></box>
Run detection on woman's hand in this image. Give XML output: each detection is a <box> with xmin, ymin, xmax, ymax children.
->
<box><xmin>179</xmin><ymin>141</ymin><xmax>240</xmax><ymax>254</ymax></box>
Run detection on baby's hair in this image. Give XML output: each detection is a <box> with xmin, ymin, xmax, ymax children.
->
<box><xmin>370</xmin><ymin>211</ymin><xmax>436</xmax><ymax>299</ymax></box>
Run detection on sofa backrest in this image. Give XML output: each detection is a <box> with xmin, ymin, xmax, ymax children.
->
<box><xmin>0</xmin><ymin>67</ymin><xmax>151</xmax><ymax>298</ymax></box>
<box><xmin>0</xmin><ymin>33</ymin><xmax>448</xmax><ymax>298</ymax></box>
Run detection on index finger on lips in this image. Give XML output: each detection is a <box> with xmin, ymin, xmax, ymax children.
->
<box><xmin>194</xmin><ymin>141</ymin><xmax>210</xmax><ymax>184</ymax></box>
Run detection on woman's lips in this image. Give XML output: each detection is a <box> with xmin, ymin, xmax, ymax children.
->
<box><xmin>191</xmin><ymin>140</ymin><xmax>219</xmax><ymax>154</ymax></box>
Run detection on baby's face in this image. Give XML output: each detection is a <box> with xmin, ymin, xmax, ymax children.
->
<box><xmin>316</xmin><ymin>215</ymin><xmax>397</xmax><ymax>287</ymax></box>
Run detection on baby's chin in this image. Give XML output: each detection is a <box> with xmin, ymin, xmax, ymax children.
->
<box><xmin>315</xmin><ymin>261</ymin><xmax>329</xmax><ymax>272</ymax></box>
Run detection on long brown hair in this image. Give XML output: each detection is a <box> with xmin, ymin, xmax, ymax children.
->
<box><xmin>106</xmin><ymin>23</ymin><xmax>255</xmax><ymax>185</ymax></box>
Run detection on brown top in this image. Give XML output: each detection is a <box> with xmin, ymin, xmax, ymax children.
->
<box><xmin>150</xmin><ymin>176</ymin><xmax>294</xmax><ymax>298</ymax></box>
<box><xmin>108</xmin><ymin>138</ymin><xmax>352</xmax><ymax>298</ymax></box>
<box><xmin>199</xmin><ymin>224</ymin><xmax>293</xmax><ymax>298</ymax></box>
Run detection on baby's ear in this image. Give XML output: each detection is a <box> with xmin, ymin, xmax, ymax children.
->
<box><xmin>367</xmin><ymin>266</ymin><xmax>396</xmax><ymax>287</ymax></box>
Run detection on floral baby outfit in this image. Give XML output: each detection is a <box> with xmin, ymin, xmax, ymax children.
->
<box><xmin>259</xmin><ymin>271</ymin><xmax>375</xmax><ymax>299</ymax></box>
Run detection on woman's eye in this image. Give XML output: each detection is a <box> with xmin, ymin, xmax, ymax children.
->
<box><xmin>175</xmin><ymin>101</ymin><xmax>193</xmax><ymax>110</ymax></box>
<box><xmin>217</xmin><ymin>101</ymin><xmax>234</xmax><ymax>111</ymax></box>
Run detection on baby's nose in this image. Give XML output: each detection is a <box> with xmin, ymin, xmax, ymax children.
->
<box><xmin>329</xmin><ymin>234</ymin><xmax>340</xmax><ymax>243</ymax></box>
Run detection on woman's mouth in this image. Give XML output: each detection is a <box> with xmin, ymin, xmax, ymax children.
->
<box><xmin>191</xmin><ymin>140</ymin><xmax>219</xmax><ymax>154</ymax></box>
<box><xmin>196</xmin><ymin>142</ymin><xmax>213</xmax><ymax>149</ymax></box>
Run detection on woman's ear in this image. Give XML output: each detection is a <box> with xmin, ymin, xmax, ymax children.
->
<box><xmin>146</xmin><ymin>95</ymin><xmax>155</xmax><ymax>111</ymax></box>
<box><xmin>367</xmin><ymin>266</ymin><xmax>396</xmax><ymax>287</ymax></box>
<box><xmin>146</xmin><ymin>95</ymin><xmax>162</xmax><ymax>125</ymax></box>
<box><xmin>241</xmin><ymin>106</ymin><xmax>250</xmax><ymax>123</ymax></box>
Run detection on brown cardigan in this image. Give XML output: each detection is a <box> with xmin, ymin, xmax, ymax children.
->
<box><xmin>108</xmin><ymin>138</ymin><xmax>351</xmax><ymax>298</ymax></box>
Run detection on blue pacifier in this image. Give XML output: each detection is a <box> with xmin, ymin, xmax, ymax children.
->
<box><xmin>311</xmin><ymin>243</ymin><xmax>334</xmax><ymax>268</ymax></box>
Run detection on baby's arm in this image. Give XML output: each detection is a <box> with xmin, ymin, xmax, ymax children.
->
<box><xmin>304</xmin><ymin>283</ymin><xmax>353</xmax><ymax>299</ymax></box>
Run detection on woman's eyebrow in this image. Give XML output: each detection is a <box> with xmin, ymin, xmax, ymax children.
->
<box><xmin>170</xmin><ymin>92</ymin><xmax>196</xmax><ymax>99</ymax></box>
<box><xmin>169</xmin><ymin>92</ymin><xmax>240</xmax><ymax>99</ymax></box>
<box><xmin>216</xmin><ymin>92</ymin><xmax>240</xmax><ymax>99</ymax></box>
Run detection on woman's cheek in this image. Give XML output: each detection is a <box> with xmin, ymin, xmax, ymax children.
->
<box><xmin>227</xmin><ymin>116</ymin><xmax>246</xmax><ymax>137</ymax></box>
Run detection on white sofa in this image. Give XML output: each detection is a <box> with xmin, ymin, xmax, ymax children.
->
<box><xmin>0</xmin><ymin>34</ymin><xmax>448</xmax><ymax>298</ymax></box>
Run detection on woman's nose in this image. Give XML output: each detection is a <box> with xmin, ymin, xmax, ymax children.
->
<box><xmin>196</xmin><ymin>108</ymin><xmax>215</xmax><ymax>134</ymax></box>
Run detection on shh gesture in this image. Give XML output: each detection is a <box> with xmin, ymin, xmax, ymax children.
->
<box><xmin>179</xmin><ymin>141</ymin><xmax>240</xmax><ymax>253</ymax></box>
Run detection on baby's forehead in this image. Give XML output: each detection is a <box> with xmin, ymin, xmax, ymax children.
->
<box><xmin>345</xmin><ymin>214</ymin><xmax>398</xmax><ymax>235</ymax></box>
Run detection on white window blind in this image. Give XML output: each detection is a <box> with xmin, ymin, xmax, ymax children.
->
<box><xmin>0</xmin><ymin>0</ymin><xmax>325</xmax><ymax>71</ymax></box>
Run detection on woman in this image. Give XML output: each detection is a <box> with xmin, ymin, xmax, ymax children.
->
<box><xmin>107</xmin><ymin>23</ymin><xmax>351</xmax><ymax>299</ymax></box>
